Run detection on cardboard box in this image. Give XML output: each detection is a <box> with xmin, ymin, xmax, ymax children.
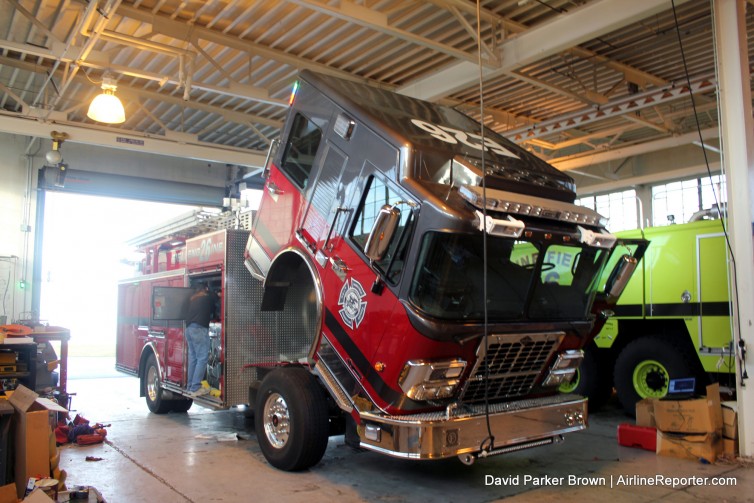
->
<box><xmin>653</xmin><ymin>383</ymin><xmax>722</xmax><ymax>434</ymax></box>
<box><xmin>656</xmin><ymin>430</ymin><xmax>722</xmax><ymax>463</ymax></box>
<box><xmin>8</xmin><ymin>386</ymin><xmax>67</xmax><ymax>499</ymax></box>
<box><xmin>22</xmin><ymin>489</ymin><xmax>54</xmax><ymax>503</ymax></box>
<box><xmin>721</xmin><ymin>401</ymin><xmax>738</xmax><ymax>439</ymax></box>
<box><xmin>723</xmin><ymin>437</ymin><xmax>738</xmax><ymax>457</ymax></box>
<box><xmin>0</xmin><ymin>483</ymin><xmax>17</xmax><ymax>503</ymax></box>
<box><xmin>635</xmin><ymin>398</ymin><xmax>656</xmax><ymax>427</ymax></box>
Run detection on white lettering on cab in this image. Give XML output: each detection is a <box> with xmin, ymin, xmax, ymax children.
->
<box><xmin>410</xmin><ymin>118</ymin><xmax>520</xmax><ymax>159</ymax></box>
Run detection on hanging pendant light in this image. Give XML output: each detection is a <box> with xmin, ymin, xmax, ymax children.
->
<box><xmin>87</xmin><ymin>73</ymin><xmax>125</xmax><ymax>124</ymax></box>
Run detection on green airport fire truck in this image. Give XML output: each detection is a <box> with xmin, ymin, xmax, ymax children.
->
<box><xmin>561</xmin><ymin>211</ymin><xmax>735</xmax><ymax>413</ymax></box>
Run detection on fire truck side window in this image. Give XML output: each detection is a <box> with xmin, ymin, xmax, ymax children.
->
<box><xmin>280</xmin><ymin>113</ymin><xmax>323</xmax><ymax>189</ymax></box>
<box><xmin>351</xmin><ymin>176</ymin><xmax>414</xmax><ymax>284</ymax></box>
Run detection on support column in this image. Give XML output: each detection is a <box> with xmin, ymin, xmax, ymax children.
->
<box><xmin>635</xmin><ymin>185</ymin><xmax>653</xmax><ymax>228</ymax></box>
<box><xmin>714</xmin><ymin>0</ymin><xmax>754</xmax><ymax>457</ymax></box>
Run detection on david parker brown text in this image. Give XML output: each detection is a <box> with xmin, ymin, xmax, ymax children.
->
<box><xmin>485</xmin><ymin>474</ymin><xmax>738</xmax><ymax>488</ymax></box>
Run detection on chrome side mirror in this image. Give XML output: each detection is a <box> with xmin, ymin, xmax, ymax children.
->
<box><xmin>605</xmin><ymin>254</ymin><xmax>638</xmax><ymax>299</ymax></box>
<box><xmin>364</xmin><ymin>205</ymin><xmax>401</xmax><ymax>261</ymax></box>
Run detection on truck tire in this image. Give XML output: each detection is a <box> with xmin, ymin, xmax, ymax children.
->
<box><xmin>559</xmin><ymin>343</ymin><xmax>613</xmax><ymax>410</ymax></box>
<box><xmin>614</xmin><ymin>336</ymin><xmax>696</xmax><ymax>415</ymax></box>
<box><xmin>144</xmin><ymin>353</ymin><xmax>172</xmax><ymax>414</ymax></box>
<box><xmin>170</xmin><ymin>398</ymin><xmax>194</xmax><ymax>413</ymax></box>
<box><xmin>255</xmin><ymin>367</ymin><xmax>329</xmax><ymax>471</ymax></box>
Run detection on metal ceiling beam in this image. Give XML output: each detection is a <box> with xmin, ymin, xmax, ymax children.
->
<box><xmin>566</xmin><ymin>47</ymin><xmax>667</xmax><ymax>89</ymax></box>
<box><xmin>0</xmin><ymin>37</ymin><xmax>287</xmax><ymax>108</ymax></box>
<box><xmin>6</xmin><ymin>0</ymin><xmax>62</xmax><ymax>44</ymax></box>
<box><xmin>506</xmin><ymin>77</ymin><xmax>715</xmax><ymax>142</ymax></box>
<box><xmin>287</xmin><ymin>0</ymin><xmax>495</xmax><ymax>66</ymax></box>
<box><xmin>79</xmin><ymin>28</ymin><xmax>288</xmax><ymax>107</ymax></box>
<box><xmin>446</xmin><ymin>5</ymin><xmax>497</xmax><ymax>63</ymax></box>
<box><xmin>623</xmin><ymin>113</ymin><xmax>672</xmax><ymax>134</ymax></box>
<box><xmin>575</xmin><ymin>163</ymin><xmax>720</xmax><ymax>195</ymax></box>
<box><xmin>0</xmin><ymin>113</ymin><xmax>267</xmax><ymax>167</ymax></box>
<box><xmin>550</xmin><ymin>128</ymin><xmax>718</xmax><ymax>171</ymax></box>
<box><xmin>117</xmin><ymin>4</ymin><xmax>388</xmax><ymax>89</ymax></box>
<box><xmin>0</xmin><ymin>55</ymin><xmax>283</xmax><ymax>129</ymax></box>
<box><xmin>399</xmin><ymin>0</ymin><xmax>687</xmax><ymax>100</ymax></box>
<box><xmin>428</xmin><ymin>0</ymin><xmax>505</xmax><ymax>26</ymax></box>
<box><xmin>468</xmin><ymin>0</ymin><xmax>669</xmax><ymax>89</ymax></box>
<box><xmin>398</xmin><ymin>61</ymin><xmax>496</xmax><ymax>101</ymax></box>
<box><xmin>497</xmin><ymin>0</ymin><xmax>690</xmax><ymax>73</ymax></box>
<box><xmin>510</xmin><ymin>69</ymin><xmax>609</xmax><ymax>106</ymax></box>
<box><xmin>458</xmin><ymin>104</ymin><xmax>527</xmax><ymax>130</ymax></box>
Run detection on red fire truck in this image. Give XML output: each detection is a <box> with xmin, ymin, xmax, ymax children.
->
<box><xmin>116</xmin><ymin>210</ymin><xmax>258</xmax><ymax>414</ymax></box>
<box><xmin>117</xmin><ymin>70</ymin><xmax>644</xmax><ymax>471</ymax></box>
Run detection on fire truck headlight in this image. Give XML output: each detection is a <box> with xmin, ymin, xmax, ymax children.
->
<box><xmin>543</xmin><ymin>350</ymin><xmax>583</xmax><ymax>388</ymax></box>
<box><xmin>399</xmin><ymin>359</ymin><xmax>466</xmax><ymax>401</ymax></box>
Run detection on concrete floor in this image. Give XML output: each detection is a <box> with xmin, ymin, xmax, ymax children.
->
<box><xmin>57</xmin><ymin>358</ymin><xmax>753</xmax><ymax>503</ymax></box>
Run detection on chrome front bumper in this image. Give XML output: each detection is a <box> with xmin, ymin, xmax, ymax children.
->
<box><xmin>356</xmin><ymin>394</ymin><xmax>587</xmax><ymax>460</ymax></box>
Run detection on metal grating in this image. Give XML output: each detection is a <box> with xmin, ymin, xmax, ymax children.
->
<box><xmin>461</xmin><ymin>332</ymin><xmax>563</xmax><ymax>404</ymax></box>
<box><xmin>223</xmin><ymin>228</ymin><xmax>314</xmax><ymax>406</ymax></box>
<box><xmin>223</xmin><ymin>229</ymin><xmax>259</xmax><ymax>406</ymax></box>
<box><xmin>223</xmin><ymin>229</ymin><xmax>281</xmax><ymax>406</ymax></box>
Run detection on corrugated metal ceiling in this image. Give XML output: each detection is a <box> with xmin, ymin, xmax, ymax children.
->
<box><xmin>0</xmin><ymin>0</ymin><xmax>749</xmax><ymax>180</ymax></box>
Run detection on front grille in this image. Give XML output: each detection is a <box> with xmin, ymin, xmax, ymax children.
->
<box><xmin>460</xmin><ymin>332</ymin><xmax>564</xmax><ymax>404</ymax></box>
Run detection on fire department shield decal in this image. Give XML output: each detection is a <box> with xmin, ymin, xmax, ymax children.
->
<box><xmin>338</xmin><ymin>277</ymin><xmax>367</xmax><ymax>329</ymax></box>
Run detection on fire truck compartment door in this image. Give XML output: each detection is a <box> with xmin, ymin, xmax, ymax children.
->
<box><xmin>152</xmin><ymin>286</ymin><xmax>194</xmax><ymax>321</ymax></box>
<box><xmin>698</xmin><ymin>233</ymin><xmax>730</xmax><ymax>350</ymax></box>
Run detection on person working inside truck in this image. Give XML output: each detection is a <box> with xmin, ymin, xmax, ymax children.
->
<box><xmin>186</xmin><ymin>281</ymin><xmax>216</xmax><ymax>397</ymax></box>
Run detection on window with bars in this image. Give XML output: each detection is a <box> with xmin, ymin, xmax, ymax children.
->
<box><xmin>576</xmin><ymin>189</ymin><xmax>638</xmax><ymax>232</ymax></box>
<box><xmin>651</xmin><ymin>175</ymin><xmax>726</xmax><ymax>226</ymax></box>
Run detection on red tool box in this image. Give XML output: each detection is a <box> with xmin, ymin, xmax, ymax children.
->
<box><xmin>617</xmin><ymin>423</ymin><xmax>657</xmax><ymax>452</ymax></box>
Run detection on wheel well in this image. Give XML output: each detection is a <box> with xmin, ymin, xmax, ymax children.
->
<box><xmin>138</xmin><ymin>346</ymin><xmax>158</xmax><ymax>398</ymax></box>
<box><xmin>261</xmin><ymin>249</ymin><xmax>322</xmax><ymax>359</ymax></box>
<box><xmin>613</xmin><ymin>318</ymin><xmax>705</xmax><ymax>376</ymax></box>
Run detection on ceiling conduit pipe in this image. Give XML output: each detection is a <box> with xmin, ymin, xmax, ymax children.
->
<box><xmin>65</xmin><ymin>0</ymin><xmax>124</xmax><ymax>84</ymax></box>
<box><xmin>83</xmin><ymin>29</ymin><xmax>194</xmax><ymax>58</ymax></box>
<box><xmin>30</xmin><ymin>0</ymin><xmax>101</xmax><ymax>118</ymax></box>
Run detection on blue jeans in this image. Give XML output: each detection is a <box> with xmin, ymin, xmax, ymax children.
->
<box><xmin>186</xmin><ymin>323</ymin><xmax>210</xmax><ymax>392</ymax></box>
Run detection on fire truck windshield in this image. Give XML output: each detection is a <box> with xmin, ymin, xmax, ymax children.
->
<box><xmin>409</xmin><ymin>231</ymin><xmax>609</xmax><ymax>322</ymax></box>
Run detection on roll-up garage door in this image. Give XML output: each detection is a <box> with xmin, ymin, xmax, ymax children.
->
<box><xmin>37</xmin><ymin>166</ymin><xmax>225</xmax><ymax>207</ymax></box>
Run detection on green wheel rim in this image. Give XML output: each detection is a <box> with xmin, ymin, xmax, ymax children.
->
<box><xmin>632</xmin><ymin>359</ymin><xmax>669</xmax><ymax>398</ymax></box>
<box><xmin>559</xmin><ymin>368</ymin><xmax>580</xmax><ymax>394</ymax></box>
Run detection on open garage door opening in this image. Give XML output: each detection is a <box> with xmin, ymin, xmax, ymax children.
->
<box><xmin>39</xmin><ymin>191</ymin><xmax>196</xmax><ymax>358</ymax></box>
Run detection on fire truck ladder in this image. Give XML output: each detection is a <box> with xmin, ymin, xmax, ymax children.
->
<box><xmin>127</xmin><ymin>207</ymin><xmax>253</xmax><ymax>249</ymax></box>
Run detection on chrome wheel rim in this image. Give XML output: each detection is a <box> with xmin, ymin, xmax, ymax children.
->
<box><xmin>263</xmin><ymin>392</ymin><xmax>290</xmax><ymax>449</ymax></box>
<box><xmin>147</xmin><ymin>364</ymin><xmax>159</xmax><ymax>402</ymax></box>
